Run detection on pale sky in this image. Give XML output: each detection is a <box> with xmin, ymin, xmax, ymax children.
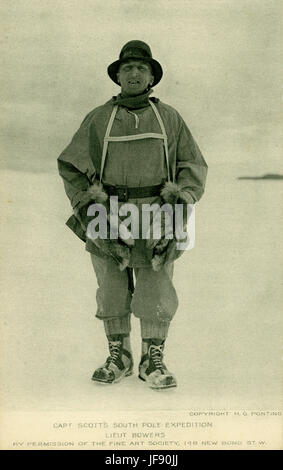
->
<box><xmin>1</xmin><ymin>0</ymin><xmax>282</xmax><ymax>172</ymax></box>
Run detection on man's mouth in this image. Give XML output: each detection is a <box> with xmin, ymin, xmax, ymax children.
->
<box><xmin>128</xmin><ymin>81</ymin><xmax>140</xmax><ymax>85</ymax></box>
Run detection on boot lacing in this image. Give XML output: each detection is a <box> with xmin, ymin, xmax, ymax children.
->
<box><xmin>149</xmin><ymin>344</ymin><xmax>165</xmax><ymax>370</ymax></box>
<box><xmin>106</xmin><ymin>340</ymin><xmax>122</xmax><ymax>367</ymax></box>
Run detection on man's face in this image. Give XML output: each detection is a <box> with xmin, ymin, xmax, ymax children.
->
<box><xmin>117</xmin><ymin>60</ymin><xmax>154</xmax><ymax>97</ymax></box>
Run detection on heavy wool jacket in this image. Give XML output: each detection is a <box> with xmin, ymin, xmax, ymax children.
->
<box><xmin>57</xmin><ymin>96</ymin><xmax>208</xmax><ymax>268</ymax></box>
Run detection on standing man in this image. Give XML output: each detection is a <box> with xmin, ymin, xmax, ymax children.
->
<box><xmin>58</xmin><ymin>40</ymin><xmax>207</xmax><ymax>389</ymax></box>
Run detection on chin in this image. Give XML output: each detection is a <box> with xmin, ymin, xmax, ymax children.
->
<box><xmin>123</xmin><ymin>87</ymin><xmax>147</xmax><ymax>97</ymax></box>
<box><xmin>129</xmin><ymin>91</ymin><xmax>142</xmax><ymax>96</ymax></box>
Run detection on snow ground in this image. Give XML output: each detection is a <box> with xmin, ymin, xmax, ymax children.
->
<box><xmin>0</xmin><ymin>164</ymin><xmax>282</xmax><ymax>412</ymax></box>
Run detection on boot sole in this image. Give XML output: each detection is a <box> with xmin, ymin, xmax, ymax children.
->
<box><xmin>138</xmin><ymin>374</ymin><xmax>177</xmax><ymax>389</ymax></box>
<box><xmin>92</xmin><ymin>368</ymin><xmax>133</xmax><ymax>385</ymax></box>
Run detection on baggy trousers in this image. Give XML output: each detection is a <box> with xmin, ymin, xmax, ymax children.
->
<box><xmin>90</xmin><ymin>253</ymin><xmax>179</xmax><ymax>339</ymax></box>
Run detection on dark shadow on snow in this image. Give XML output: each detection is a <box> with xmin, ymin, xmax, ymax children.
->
<box><xmin>238</xmin><ymin>173</ymin><xmax>283</xmax><ymax>180</ymax></box>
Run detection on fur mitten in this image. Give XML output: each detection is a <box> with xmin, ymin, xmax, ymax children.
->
<box><xmin>160</xmin><ymin>181</ymin><xmax>194</xmax><ymax>205</ymax></box>
<box><xmin>77</xmin><ymin>182</ymin><xmax>134</xmax><ymax>270</ymax></box>
<box><xmin>91</xmin><ymin>238</ymin><xmax>131</xmax><ymax>271</ymax></box>
<box><xmin>149</xmin><ymin>181</ymin><xmax>193</xmax><ymax>271</ymax></box>
<box><xmin>88</xmin><ymin>182</ymin><xmax>108</xmax><ymax>204</ymax></box>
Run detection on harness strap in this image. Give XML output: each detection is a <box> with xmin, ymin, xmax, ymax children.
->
<box><xmin>150</xmin><ymin>101</ymin><xmax>170</xmax><ymax>183</ymax></box>
<box><xmin>100</xmin><ymin>105</ymin><xmax>118</xmax><ymax>183</ymax></box>
<box><xmin>104</xmin><ymin>133</ymin><xmax>165</xmax><ymax>142</ymax></box>
<box><xmin>100</xmin><ymin>102</ymin><xmax>170</xmax><ymax>183</ymax></box>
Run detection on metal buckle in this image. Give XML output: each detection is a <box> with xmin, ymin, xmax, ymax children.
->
<box><xmin>116</xmin><ymin>185</ymin><xmax>128</xmax><ymax>202</ymax></box>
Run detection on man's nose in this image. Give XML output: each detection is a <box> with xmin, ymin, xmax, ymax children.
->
<box><xmin>130</xmin><ymin>67</ymin><xmax>140</xmax><ymax>77</ymax></box>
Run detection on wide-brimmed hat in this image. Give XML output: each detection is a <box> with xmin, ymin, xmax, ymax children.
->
<box><xmin>107</xmin><ymin>40</ymin><xmax>163</xmax><ymax>86</ymax></box>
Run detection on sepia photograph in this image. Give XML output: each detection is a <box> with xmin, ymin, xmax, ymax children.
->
<box><xmin>0</xmin><ymin>0</ymin><xmax>282</xmax><ymax>451</ymax></box>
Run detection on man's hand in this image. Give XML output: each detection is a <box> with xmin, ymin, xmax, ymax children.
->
<box><xmin>145</xmin><ymin>196</ymin><xmax>191</xmax><ymax>271</ymax></box>
<box><xmin>75</xmin><ymin>182</ymin><xmax>135</xmax><ymax>270</ymax></box>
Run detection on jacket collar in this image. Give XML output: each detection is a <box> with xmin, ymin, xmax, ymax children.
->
<box><xmin>111</xmin><ymin>88</ymin><xmax>158</xmax><ymax>110</ymax></box>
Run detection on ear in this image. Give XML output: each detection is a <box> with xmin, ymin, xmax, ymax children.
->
<box><xmin>116</xmin><ymin>72</ymin><xmax>120</xmax><ymax>84</ymax></box>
